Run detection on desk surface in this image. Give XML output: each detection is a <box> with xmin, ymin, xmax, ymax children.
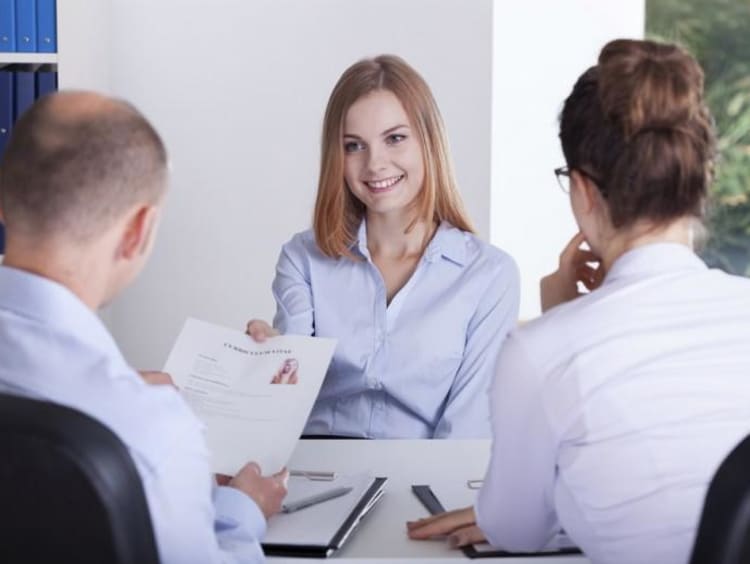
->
<box><xmin>269</xmin><ymin>440</ymin><xmax>589</xmax><ymax>563</ymax></box>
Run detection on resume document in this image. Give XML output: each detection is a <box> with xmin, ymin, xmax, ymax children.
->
<box><xmin>164</xmin><ymin>317</ymin><xmax>336</xmax><ymax>475</ymax></box>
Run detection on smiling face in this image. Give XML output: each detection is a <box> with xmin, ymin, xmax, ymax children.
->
<box><xmin>342</xmin><ymin>89</ymin><xmax>425</xmax><ymax>219</ymax></box>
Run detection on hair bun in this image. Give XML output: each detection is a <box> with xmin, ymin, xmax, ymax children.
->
<box><xmin>597</xmin><ymin>39</ymin><xmax>705</xmax><ymax>140</ymax></box>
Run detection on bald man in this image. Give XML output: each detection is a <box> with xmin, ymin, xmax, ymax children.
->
<box><xmin>0</xmin><ymin>92</ymin><xmax>285</xmax><ymax>563</ymax></box>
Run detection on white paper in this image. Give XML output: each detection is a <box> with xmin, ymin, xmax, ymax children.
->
<box><xmin>163</xmin><ymin>317</ymin><xmax>336</xmax><ymax>475</ymax></box>
<box><xmin>264</xmin><ymin>474</ymin><xmax>377</xmax><ymax>546</ymax></box>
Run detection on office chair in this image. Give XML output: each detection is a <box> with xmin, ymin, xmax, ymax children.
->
<box><xmin>0</xmin><ymin>393</ymin><xmax>160</xmax><ymax>564</ymax></box>
<box><xmin>689</xmin><ymin>434</ymin><xmax>750</xmax><ymax>564</ymax></box>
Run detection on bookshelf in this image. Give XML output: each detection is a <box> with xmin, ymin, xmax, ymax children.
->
<box><xmin>0</xmin><ymin>0</ymin><xmax>110</xmax><ymax>91</ymax></box>
<box><xmin>0</xmin><ymin>53</ymin><xmax>57</xmax><ymax>64</ymax></box>
<box><xmin>0</xmin><ymin>0</ymin><xmax>110</xmax><ymax>259</ymax></box>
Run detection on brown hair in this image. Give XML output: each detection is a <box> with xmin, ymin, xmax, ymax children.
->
<box><xmin>314</xmin><ymin>54</ymin><xmax>474</xmax><ymax>258</ymax></box>
<box><xmin>559</xmin><ymin>39</ymin><xmax>716</xmax><ymax>228</ymax></box>
<box><xmin>0</xmin><ymin>91</ymin><xmax>168</xmax><ymax>242</ymax></box>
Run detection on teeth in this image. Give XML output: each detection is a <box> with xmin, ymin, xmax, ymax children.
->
<box><xmin>366</xmin><ymin>175</ymin><xmax>403</xmax><ymax>190</ymax></box>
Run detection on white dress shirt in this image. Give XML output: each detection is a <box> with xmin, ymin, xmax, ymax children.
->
<box><xmin>272</xmin><ymin>221</ymin><xmax>520</xmax><ymax>438</ymax></box>
<box><xmin>476</xmin><ymin>243</ymin><xmax>750</xmax><ymax>564</ymax></box>
<box><xmin>0</xmin><ymin>266</ymin><xmax>267</xmax><ymax>564</ymax></box>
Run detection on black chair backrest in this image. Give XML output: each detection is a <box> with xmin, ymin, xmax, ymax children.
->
<box><xmin>0</xmin><ymin>392</ymin><xmax>160</xmax><ymax>564</ymax></box>
<box><xmin>690</xmin><ymin>434</ymin><xmax>750</xmax><ymax>564</ymax></box>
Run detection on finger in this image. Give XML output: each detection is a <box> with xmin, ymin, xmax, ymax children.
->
<box><xmin>448</xmin><ymin>525</ymin><xmax>486</xmax><ymax>547</ymax></box>
<box><xmin>576</xmin><ymin>264</ymin><xmax>596</xmax><ymax>284</ymax></box>
<box><xmin>139</xmin><ymin>371</ymin><xmax>175</xmax><ymax>387</ymax></box>
<box><xmin>558</xmin><ymin>232</ymin><xmax>587</xmax><ymax>265</ymax></box>
<box><xmin>577</xmin><ymin>263</ymin><xmax>605</xmax><ymax>291</ymax></box>
<box><xmin>406</xmin><ymin>515</ymin><xmax>439</xmax><ymax>531</ymax></box>
<box><xmin>215</xmin><ymin>473</ymin><xmax>232</xmax><ymax>486</ymax></box>
<box><xmin>241</xmin><ymin>461</ymin><xmax>261</xmax><ymax>476</ymax></box>
<box><xmin>593</xmin><ymin>264</ymin><xmax>606</xmax><ymax>285</ymax></box>
<box><xmin>246</xmin><ymin>320</ymin><xmax>271</xmax><ymax>342</ymax></box>
<box><xmin>573</xmin><ymin>248</ymin><xmax>599</xmax><ymax>265</ymax></box>
<box><xmin>273</xmin><ymin>467</ymin><xmax>289</xmax><ymax>484</ymax></box>
<box><xmin>406</xmin><ymin>510</ymin><xmax>457</xmax><ymax>530</ymax></box>
<box><xmin>579</xmin><ymin>277</ymin><xmax>596</xmax><ymax>292</ymax></box>
<box><xmin>289</xmin><ymin>373</ymin><xmax>298</xmax><ymax>385</ymax></box>
<box><xmin>407</xmin><ymin>508</ymin><xmax>475</xmax><ymax>539</ymax></box>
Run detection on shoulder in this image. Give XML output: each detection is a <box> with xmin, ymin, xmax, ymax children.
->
<box><xmin>709</xmin><ymin>266</ymin><xmax>750</xmax><ymax>293</ymax></box>
<box><xmin>281</xmin><ymin>228</ymin><xmax>316</xmax><ymax>254</ymax></box>
<box><xmin>510</xmin><ymin>290</ymin><xmax>592</xmax><ymax>367</ymax></box>
<box><xmin>278</xmin><ymin>228</ymin><xmax>331</xmax><ymax>264</ymax></box>
<box><xmin>101</xmin><ymin>367</ymin><xmax>208</xmax><ymax>468</ymax></box>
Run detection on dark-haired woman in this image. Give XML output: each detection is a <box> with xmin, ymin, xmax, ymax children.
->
<box><xmin>408</xmin><ymin>38</ymin><xmax>750</xmax><ymax>564</ymax></box>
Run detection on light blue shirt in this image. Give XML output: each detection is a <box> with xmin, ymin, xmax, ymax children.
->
<box><xmin>0</xmin><ymin>266</ymin><xmax>266</xmax><ymax>564</ymax></box>
<box><xmin>272</xmin><ymin>221</ymin><xmax>520</xmax><ymax>438</ymax></box>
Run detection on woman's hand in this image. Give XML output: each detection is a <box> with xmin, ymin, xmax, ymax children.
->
<box><xmin>540</xmin><ymin>232</ymin><xmax>604</xmax><ymax>313</ymax></box>
<box><xmin>406</xmin><ymin>506</ymin><xmax>485</xmax><ymax>547</ymax></box>
<box><xmin>245</xmin><ymin>319</ymin><xmax>279</xmax><ymax>342</ymax></box>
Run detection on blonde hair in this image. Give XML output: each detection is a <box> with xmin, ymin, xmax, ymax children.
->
<box><xmin>313</xmin><ymin>54</ymin><xmax>474</xmax><ymax>258</ymax></box>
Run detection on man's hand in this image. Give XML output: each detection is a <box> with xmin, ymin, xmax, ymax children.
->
<box><xmin>245</xmin><ymin>319</ymin><xmax>280</xmax><ymax>343</ymax></box>
<box><xmin>138</xmin><ymin>370</ymin><xmax>176</xmax><ymax>387</ymax></box>
<box><xmin>229</xmin><ymin>462</ymin><xmax>288</xmax><ymax>519</ymax></box>
<box><xmin>540</xmin><ymin>232</ymin><xmax>604</xmax><ymax>313</ymax></box>
<box><xmin>407</xmin><ymin>506</ymin><xmax>485</xmax><ymax>547</ymax></box>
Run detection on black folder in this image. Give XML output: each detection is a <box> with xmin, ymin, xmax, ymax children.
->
<box><xmin>263</xmin><ymin>476</ymin><xmax>387</xmax><ymax>558</ymax></box>
<box><xmin>412</xmin><ymin>485</ymin><xmax>582</xmax><ymax>559</ymax></box>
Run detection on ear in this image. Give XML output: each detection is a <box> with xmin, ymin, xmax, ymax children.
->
<box><xmin>569</xmin><ymin>169</ymin><xmax>602</xmax><ymax>216</ymax></box>
<box><xmin>118</xmin><ymin>204</ymin><xmax>160</xmax><ymax>260</ymax></box>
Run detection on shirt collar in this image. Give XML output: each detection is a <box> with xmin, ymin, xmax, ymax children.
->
<box><xmin>352</xmin><ymin>219</ymin><xmax>467</xmax><ymax>266</ymax></box>
<box><xmin>0</xmin><ymin>265</ymin><xmax>123</xmax><ymax>361</ymax></box>
<box><xmin>603</xmin><ymin>242</ymin><xmax>707</xmax><ymax>286</ymax></box>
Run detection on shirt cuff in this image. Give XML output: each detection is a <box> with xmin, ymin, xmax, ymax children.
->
<box><xmin>213</xmin><ymin>485</ymin><xmax>267</xmax><ymax>540</ymax></box>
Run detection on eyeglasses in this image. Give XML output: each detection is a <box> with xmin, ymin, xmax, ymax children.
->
<box><xmin>554</xmin><ymin>166</ymin><xmax>607</xmax><ymax>197</ymax></box>
<box><xmin>554</xmin><ymin>166</ymin><xmax>572</xmax><ymax>194</ymax></box>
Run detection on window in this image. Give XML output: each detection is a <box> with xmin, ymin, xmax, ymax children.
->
<box><xmin>647</xmin><ymin>0</ymin><xmax>750</xmax><ymax>276</ymax></box>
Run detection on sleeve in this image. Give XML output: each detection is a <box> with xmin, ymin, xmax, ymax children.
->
<box><xmin>140</xmin><ymin>420</ymin><xmax>267</xmax><ymax>564</ymax></box>
<box><xmin>433</xmin><ymin>255</ymin><xmax>520</xmax><ymax>438</ymax></box>
<box><xmin>474</xmin><ymin>333</ymin><xmax>560</xmax><ymax>551</ymax></box>
<box><xmin>271</xmin><ymin>235</ymin><xmax>315</xmax><ymax>336</ymax></box>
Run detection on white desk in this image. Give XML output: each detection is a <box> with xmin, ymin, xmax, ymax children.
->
<box><xmin>269</xmin><ymin>440</ymin><xmax>589</xmax><ymax>563</ymax></box>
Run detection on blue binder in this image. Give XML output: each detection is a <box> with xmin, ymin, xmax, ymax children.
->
<box><xmin>0</xmin><ymin>223</ymin><xmax>5</xmax><ymax>255</ymax></box>
<box><xmin>13</xmin><ymin>70</ymin><xmax>35</xmax><ymax>119</ymax></box>
<box><xmin>35</xmin><ymin>0</ymin><xmax>55</xmax><ymax>52</ymax></box>
<box><xmin>0</xmin><ymin>70</ymin><xmax>12</xmax><ymax>159</ymax></box>
<box><xmin>35</xmin><ymin>67</ymin><xmax>56</xmax><ymax>97</ymax></box>
<box><xmin>14</xmin><ymin>0</ymin><xmax>36</xmax><ymax>52</ymax></box>
<box><xmin>0</xmin><ymin>0</ymin><xmax>15</xmax><ymax>52</ymax></box>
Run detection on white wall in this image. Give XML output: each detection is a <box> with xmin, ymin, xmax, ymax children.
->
<box><xmin>57</xmin><ymin>0</ymin><xmax>111</xmax><ymax>93</ymax></box>
<box><xmin>95</xmin><ymin>0</ymin><xmax>646</xmax><ymax>366</ymax></box>
<box><xmin>491</xmin><ymin>0</ymin><xmax>645</xmax><ymax>319</ymax></box>
<box><xmin>103</xmin><ymin>0</ymin><xmax>493</xmax><ymax>368</ymax></box>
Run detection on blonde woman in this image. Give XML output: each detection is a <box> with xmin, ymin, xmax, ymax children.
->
<box><xmin>248</xmin><ymin>55</ymin><xmax>519</xmax><ymax>439</ymax></box>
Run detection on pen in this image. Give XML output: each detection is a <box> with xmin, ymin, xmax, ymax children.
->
<box><xmin>289</xmin><ymin>469</ymin><xmax>336</xmax><ymax>481</ymax></box>
<box><xmin>281</xmin><ymin>486</ymin><xmax>353</xmax><ymax>513</ymax></box>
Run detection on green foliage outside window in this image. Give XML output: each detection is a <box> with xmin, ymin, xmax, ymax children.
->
<box><xmin>647</xmin><ymin>0</ymin><xmax>750</xmax><ymax>276</ymax></box>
